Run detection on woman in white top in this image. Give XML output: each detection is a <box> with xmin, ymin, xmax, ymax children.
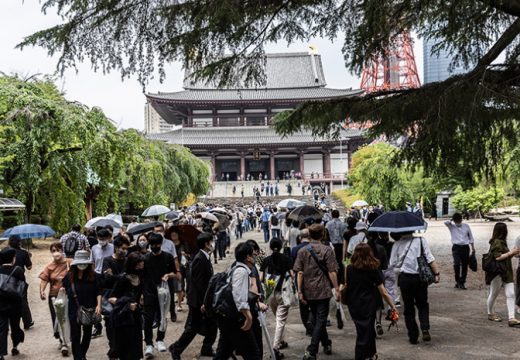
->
<box><xmin>389</xmin><ymin>232</ymin><xmax>440</xmax><ymax>345</ymax></box>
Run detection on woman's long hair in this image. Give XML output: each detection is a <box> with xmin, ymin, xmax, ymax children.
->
<box><xmin>491</xmin><ymin>222</ymin><xmax>508</xmax><ymax>242</ymax></box>
<box><xmin>69</xmin><ymin>264</ymin><xmax>96</xmax><ymax>283</ymax></box>
<box><xmin>350</xmin><ymin>243</ymin><xmax>380</xmax><ymax>270</ymax></box>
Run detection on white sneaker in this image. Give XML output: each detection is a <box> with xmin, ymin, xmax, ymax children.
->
<box><xmin>156</xmin><ymin>341</ymin><xmax>167</xmax><ymax>352</ymax></box>
<box><xmin>145</xmin><ymin>345</ymin><xmax>154</xmax><ymax>358</ymax></box>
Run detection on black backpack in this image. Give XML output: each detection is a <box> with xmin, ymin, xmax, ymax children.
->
<box><xmin>270</xmin><ymin>215</ymin><xmax>279</xmax><ymax>226</ymax></box>
<box><xmin>203</xmin><ymin>265</ymin><xmax>247</xmax><ymax>320</ymax></box>
<box><xmin>64</xmin><ymin>233</ymin><xmax>80</xmax><ymax>258</ymax></box>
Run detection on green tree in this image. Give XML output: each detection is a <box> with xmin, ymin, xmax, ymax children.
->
<box><xmin>18</xmin><ymin>0</ymin><xmax>520</xmax><ymax>182</ymax></box>
<box><xmin>349</xmin><ymin>143</ymin><xmax>437</xmax><ymax>210</ymax></box>
<box><xmin>0</xmin><ymin>75</ymin><xmax>210</xmax><ymax>233</ymax></box>
<box><xmin>451</xmin><ymin>186</ymin><xmax>505</xmax><ymax>214</ymax></box>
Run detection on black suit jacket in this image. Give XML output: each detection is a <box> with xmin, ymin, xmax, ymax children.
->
<box><xmin>187</xmin><ymin>250</ymin><xmax>213</xmax><ymax>308</ymax></box>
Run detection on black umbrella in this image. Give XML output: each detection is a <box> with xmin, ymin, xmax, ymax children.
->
<box><xmin>368</xmin><ymin>211</ymin><xmax>427</xmax><ymax>233</ymax></box>
<box><xmin>165</xmin><ymin>210</ymin><xmax>181</xmax><ymax>220</ymax></box>
<box><xmin>287</xmin><ymin>205</ymin><xmax>323</xmax><ymax>223</ymax></box>
<box><xmin>213</xmin><ymin>212</ymin><xmax>231</xmax><ymax>229</ymax></box>
<box><xmin>126</xmin><ymin>221</ymin><xmax>162</xmax><ymax>235</ymax></box>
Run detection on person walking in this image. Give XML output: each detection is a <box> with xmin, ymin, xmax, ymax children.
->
<box><xmin>213</xmin><ymin>243</ymin><xmax>262</xmax><ymax>360</ymax></box>
<box><xmin>39</xmin><ymin>242</ymin><xmax>71</xmax><ymax>356</ymax></box>
<box><xmin>444</xmin><ymin>213</ymin><xmax>475</xmax><ymax>289</ymax></box>
<box><xmin>389</xmin><ymin>233</ymin><xmax>440</xmax><ymax>344</ymax></box>
<box><xmin>90</xmin><ymin>228</ymin><xmax>114</xmax><ymax>338</ymax></box>
<box><xmin>325</xmin><ymin>210</ymin><xmax>347</xmax><ymax>284</ymax></box>
<box><xmin>101</xmin><ymin>235</ymin><xmax>130</xmax><ymax>359</ymax></box>
<box><xmin>261</xmin><ymin>207</ymin><xmax>272</xmax><ymax>243</ymax></box>
<box><xmin>260</xmin><ymin>238</ymin><xmax>294</xmax><ymax>358</ymax></box>
<box><xmin>169</xmin><ymin>233</ymin><xmax>217</xmax><ymax>359</ymax></box>
<box><xmin>142</xmin><ymin>233</ymin><xmax>177</xmax><ymax>358</ymax></box>
<box><xmin>108</xmin><ymin>252</ymin><xmax>145</xmax><ymax>360</ymax></box>
<box><xmin>0</xmin><ymin>248</ymin><xmax>25</xmax><ymax>360</ymax></box>
<box><xmin>485</xmin><ymin>222</ymin><xmax>520</xmax><ymax>326</ymax></box>
<box><xmin>7</xmin><ymin>235</ymin><xmax>33</xmax><ymax>329</ymax></box>
<box><xmin>270</xmin><ymin>208</ymin><xmax>281</xmax><ymax>240</ymax></box>
<box><xmin>61</xmin><ymin>224</ymin><xmax>90</xmax><ymax>258</ymax></box>
<box><xmin>294</xmin><ymin>224</ymin><xmax>340</xmax><ymax>360</ymax></box>
<box><xmin>62</xmin><ymin>250</ymin><xmax>102</xmax><ymax>360</ymax></box>
<box><xmin>345</xmin><ymin>243</ymin><xmax>397</xmax><ymax>360</ymax></box>
<box><xmin>346</xmin><ymin>221</ymin><xmax>368</xmax><ymax>257</ymax></box>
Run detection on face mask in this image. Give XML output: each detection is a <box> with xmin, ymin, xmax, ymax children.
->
<box><xmin>118</xmin><ymin>249</ymin><xmax>127</xmax><ymax>258</ymax></box>
<box><xmin>77</xmin><ymin>264</ymin><xmax>88</xmax><ymax>271</ymax></box>
<box><xmin>151</xmin><ymin>246</ymin><xmax>161</xmax><ymax>254</ymax></box>
<box><xmin>52</xmin><ymin>252</ymin><xmax>63</xmax><ymax>261</ymax></box>
<box><xmin>207</xmin><ymin>242</ymin><xmax>215</xmax><ymax>252</ymax></box>
<box><xmin>138</xmin><ymin>240</ymin><xmax>148</xmax><ymax>249</ymax></box>
<box><xmin>99</xmin><ymin>240</ymin><xmax>108</xmax><ymax>247</ymax></box>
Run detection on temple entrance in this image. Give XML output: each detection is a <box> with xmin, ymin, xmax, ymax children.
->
<box><xmin>216</xmin><ymin>159</ymin><xmax>239</xmax><ymax>181</ymax></box>
<box><xmin>246</xmin><ymin>159</ymin><xmax>269</xmax><ymax>180</ymax></box>
<box><xmin>276</xmin><ymin>158</ymin><xmax>300</xmax><ymax>179</ymax></box>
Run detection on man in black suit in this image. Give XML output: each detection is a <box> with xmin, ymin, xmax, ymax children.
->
<box><xmin>169</xmin><ymin>233</ymin><xmax>217</xmax><ymax>359</ymax></box>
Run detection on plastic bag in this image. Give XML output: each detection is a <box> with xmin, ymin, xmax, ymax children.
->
<box><xmin>157</xmin><ymin>280</ymin><xmax>171</xmax><ymax>332</ymax></box>
<box><xmin>280</xmin><ymin>275</ymin><xmax>298</xmax><ymax>307</ymax></box>
<box><xmin>53</xmin><ymin>288</ymin><xmax>70</xmax><ymax>347</ymax></box>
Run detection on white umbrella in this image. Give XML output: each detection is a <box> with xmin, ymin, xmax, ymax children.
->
<box><xmin>352</xmin><ymin>200</ymin><xmax>369</xmax><ymax>207</ymax></box>
<box><xmin>277</xmin><ymin>199</ymin><xmax>305</xmax><ymax>209</ymax></box>
<box><xmin>200</xmin><ymin>212</ymin><xmax>219</xmax><ymax>222</ymax></box>
<box><xmin>85</xmin><ymin>217</ymin><xmax>121</xmax><ymax>229</ymax></box>
<box><xmin>142</xmin><ymin>205</ymin><xmax>171</xmax><ymax>217</ymax></box>
<box><xmin>106</xmin><ymin>213</ymin><xmax>123</xmax><ymax>226</ymax></box>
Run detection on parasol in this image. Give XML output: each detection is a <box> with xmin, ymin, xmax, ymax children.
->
<box><xmin>287</xmin><ymin>205</ymin><xmax>323</xmax><ymax>223</ymax></box>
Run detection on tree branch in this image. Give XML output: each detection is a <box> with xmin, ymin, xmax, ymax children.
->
<box><xmin>481</xmin><ymin>0</ymin><xmax>520</xmax><ymax>17</ymax></box>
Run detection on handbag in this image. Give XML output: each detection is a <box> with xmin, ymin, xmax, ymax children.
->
<box><xmin>71</xmin><ymin>281</ymin><xmax>102</xmax><ymax>326</ymax></box>
<box><xmin>482</xmin><ymin>251</ymin><xmax>507</xmax><ymax>275</ymax></box>
<box><xmin>469</xmin><ymin>252</ymin><xmax>478</xmax><ymax>272</ymax></box>
<box><xmin>417</xmin><ymin>238</ymin><xmax>435</xmax><ymax>285</ymax></box>
<box><xmin>280</xmin><ymin>273</ymin><xmax>298</xmax><ymax>307</ymax></box>
<box><xmin>101</xmin><ymin>295</ymin><xmax>114</xmax><ymax>316</ymax></box>
<box><xmin>0</xmin><ymin>267</ymin><xmax>27</xmax><ymax>300</ymax></box>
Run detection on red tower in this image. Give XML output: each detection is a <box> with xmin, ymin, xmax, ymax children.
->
<box><xmin>360</xmin><ymin>32</ymin><xmax>421</xmax><ymax>93</ymax></box>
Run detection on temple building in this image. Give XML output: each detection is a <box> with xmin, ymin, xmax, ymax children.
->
<box><xmin>146</xmin><ymin>52</ymin><xmax>367</xmax><ymax>186</ymax></box>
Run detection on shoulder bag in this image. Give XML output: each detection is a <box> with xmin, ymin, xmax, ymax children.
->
<box><xmin>71</xmin><ymin>279</ymin><xmax>102</xmax><ymax>326</ymax></box>
<box><xmin>417</xmin><ymin>238</ymin><xmax>435</xmax><ymax>285</ymax></box>
<box><xmin>0</xmin><ymin>266</ymin><xmax>27</xmax><ymax>300</ymax></box>
<box><xmin>306</xmin><ymin>245</ymin><xmax>333</xmax><ymax>288</ymax></box>
<box><xmin>280</xmin><ymin>272</ymin><xmax>298</xmax><ymax>307</ymax></box>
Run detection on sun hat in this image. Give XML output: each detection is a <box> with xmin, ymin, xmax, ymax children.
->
<box><xmin>71</xmin><ymin>250</ymin><xmax>93</xmax><ymax>266</ymax></box>
<box><xmin>355</xmin><ymin>221</ymin><xmax>368</xmax><ymax>231</ymax></box>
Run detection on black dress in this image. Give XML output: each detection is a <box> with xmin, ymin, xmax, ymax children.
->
<box><xmin>345</xmin><ymin>266</ymin><xmax>383</xmax><ymax>360</ymax></box>
<box><xmin>109</xmin><ymin>275</ymin><xmax>143</xmax><ymax>360</ymax></box>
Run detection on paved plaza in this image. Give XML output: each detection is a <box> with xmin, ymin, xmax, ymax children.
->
<box><xmin>15</xmin><ymin>220</ymin><xmax>520</xmax><ymax>359</ymax></box>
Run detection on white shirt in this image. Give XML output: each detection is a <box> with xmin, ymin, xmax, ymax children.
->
<box><xmin>231</xmin><ymin>263</ymin><xmax>251</xmax><ymax>311</ymax></box>
<box><xmin>347</xmin><ymin>232</ymin><xmax>367</xmax><ymax>255</ymax></box>
<box><xmin>161</xmin><ymin>238</ymin><xmax>178</xmax><ymax>258</ymax></box>
<box><xmin>389</xmin><ymin>236</ymin><xmax>435</xmax><ymax>274</ymax></box>
<box><xmin>444</xmin><ymin>221</ymin><xmax>474</xmax><ymax>245</ymax></box>
<box><xmin>90</xmin><ymin>243</ymin><xmax>114</xmax><ymax>274</ymax></box>
<box><xmin>200</xmin><ymin>249</ymin><xmax>210</xmax><ymax>260</ymax></box>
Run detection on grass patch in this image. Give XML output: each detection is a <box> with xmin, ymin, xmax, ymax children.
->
<box><xmin>332</xmin><ymin>188</ymin><xmax>362</xmax><ymax>208</ymax></box>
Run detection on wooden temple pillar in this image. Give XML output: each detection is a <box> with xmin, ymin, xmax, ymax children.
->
<box><xmin>240</xmin><ymin>151</ymin><xmax>246</xmax><ymax>181</ymax></box>
<box><xmin>270</xmin><ymin>151</ymin><xmax>276</xmax><ymax>180</ymax></box>
<box><xmin>323</xmin><ymin>149</ymin><xmax>331</xmax><ymax>178</ymax></box>
<box><xmin>299</xmin><ymin>149</ymin><xmax>305</xmax><ymax>178</ymax></box>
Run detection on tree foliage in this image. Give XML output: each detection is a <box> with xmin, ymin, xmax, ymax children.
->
<box><xmin>18</xmin><ymin>0</ymin><xmax>520</xmax><ymax>183</ymax></box>
<box><xmin>349</xmin><ymin>143</ymin><xmax>437</xmax><ymax>210</ymax></box>
<box><xmin>451</xmin><ymin>186</ymin><xmax>505</xmax><ymax>214</ymax></box>
<box><xmin>0</xmin><ymin>75</ymin><xmax>209</xmax><ymax>233</ymax></box>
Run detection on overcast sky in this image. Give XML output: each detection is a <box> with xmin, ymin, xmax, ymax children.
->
<box><xmin>0</xmin><ymin>1</ymin><xmax>424</xmax><ymax>130</ymax></box>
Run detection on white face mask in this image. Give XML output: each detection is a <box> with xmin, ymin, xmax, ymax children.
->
<box><xmin>138</xmin><ymin>240</ymin><xmax>148</xmax><ymax>249</ymax></box>
<box><xmin>99</xmin><ymin>240</ymin><xmax>108</xmax><ymax>247</ymax></box>
<box><xmin>207</xmin><ymin>242</ymin><xmax>215</xmax><ymax>252</ymax></box>
<box><xmin>77</xmin><ymin>264</ymin><xmax>88</xmax><ymax>271</ymax></box>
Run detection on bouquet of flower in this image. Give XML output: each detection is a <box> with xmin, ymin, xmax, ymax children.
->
<box><xmin>263</xmin><ymin>276</ymin><xmax>279</xmax><ymax>302</ymax></box>
<box><xmin>53</xmin><ymin>288</ymin><xmax>70</xmax><ymax>346</ymax></box>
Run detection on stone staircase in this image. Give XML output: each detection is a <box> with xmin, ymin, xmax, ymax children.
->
<box><xmin>209</xmin><ymin>180</ymin><xmax>308</xmax><ymax>198</ymax></box>
<box><xmin>202</xmin><ymin>195</ymin><xmax>311</xmax><ymax>207</ymax></box>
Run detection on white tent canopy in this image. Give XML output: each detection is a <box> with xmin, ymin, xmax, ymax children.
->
<box><xmin>0</xmin><ymin>198</ymin><xmax>25</xmax><ymax>212</ymax></box>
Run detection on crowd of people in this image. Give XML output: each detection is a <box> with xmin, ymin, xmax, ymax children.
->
<box><xmin>1</xmin><ymin>201</ymin><xmax>520</xmax><ymax>360</ymax></box>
